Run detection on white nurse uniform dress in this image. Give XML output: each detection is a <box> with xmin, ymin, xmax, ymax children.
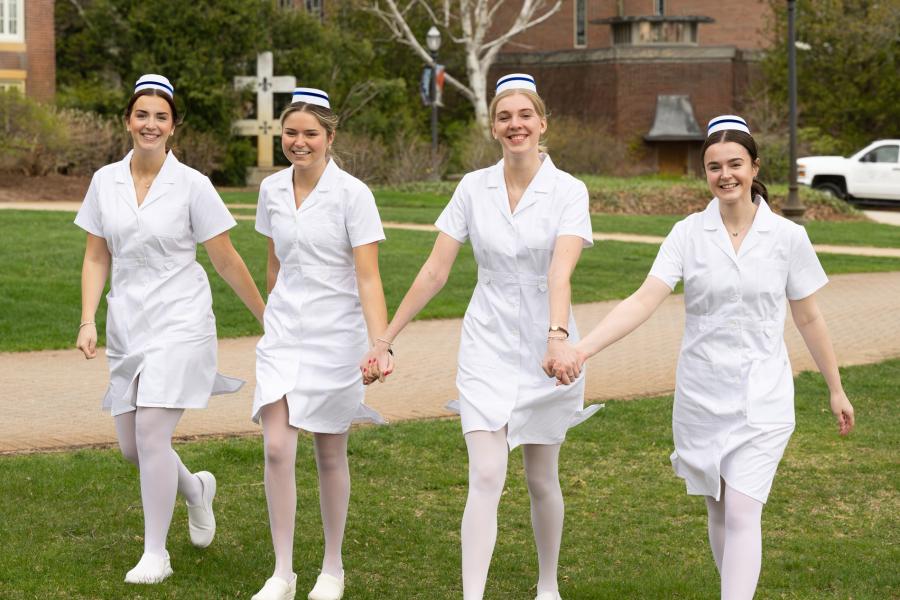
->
<box><xmin>74</xmin><ymin>150</ymin><xmax>243</xmax><ymax>416</ymax></box>
<box><xmin>253</xmin><ymin>160</ymin><xmax>386</xmax><ymax>433</ymax></box>
<box><xmin>436</xmin><ymin>155</ymin><xmax>602</xmax><ymax>450</ymax></box>
<box><xmin>649</xmin><ymin>197</ymin><xmax>828</xmax><ymax>503</ymax></box>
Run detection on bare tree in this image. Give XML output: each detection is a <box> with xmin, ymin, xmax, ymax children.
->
<box><xmin>367</xmin><ymin>0</ymin><xmax>562</xmax><ymax>135</ymax></box>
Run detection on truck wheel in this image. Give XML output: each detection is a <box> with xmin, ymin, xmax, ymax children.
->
<box><xmin>813</xmin><ymin>182</ymin><xmax>845</xmax><ymax>200</ymax></box>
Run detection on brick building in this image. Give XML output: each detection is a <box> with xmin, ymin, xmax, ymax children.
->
<box><xmin>0</xmin><ymin>0</ymin><xmax>55</xmax><ymax>101</ymax></box>
<box><xmin>491</xmin><ymin>0</ymin><xmax>772</xmax><ymax>174</ymax></box>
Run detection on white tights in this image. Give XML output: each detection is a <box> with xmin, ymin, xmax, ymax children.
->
<box><xmin>461</xmin><ymin>428</ymin><xmax>563</xmax><ymax>599</ymax></box>
<box><xmin>705</xmin><ymin>480</ymin><xmax>764</xmax><ymax>600</ymax></box>
<box><xmin>115</xmin><ymin>406</ymin><xmax>202</xmax><ymax>558</ymax></box>
<box><xmin>261</xmin><ymin>399</ymin><xmax>350</xmax><ymax>581</ymax></box>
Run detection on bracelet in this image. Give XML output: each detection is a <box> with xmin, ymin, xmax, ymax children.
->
<box><xmin>375</xmin><ymin>336</ymin><xmax>393</xmax><ymax>347</ymax></box>
<box><xmin>79</xmin><ymin>321</ymin><xmax>96</xmax><ymax>329</ymax></box>
<box><xmin>547</xmin><ymin>336</ymin><xmax>568</xmax><ymax>342</ymax></box>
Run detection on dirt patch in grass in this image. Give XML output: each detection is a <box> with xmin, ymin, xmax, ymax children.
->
<box><xmin>0</xmin><ymin>172</ymin><xmax>91</xmax><ymax>203</ymax></box>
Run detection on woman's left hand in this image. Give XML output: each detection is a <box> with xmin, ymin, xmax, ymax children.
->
<box><xmin>360</xmin><ymin>345</ymin><xmax>394</xmax><ymax>385</ymax></box>
<box><xmin>830</xmin><ymin>390</ymin><xmax>855</xmax><ymax>436</ymax></box>
<box><xmin>542</xmin><ymin>339</ymin><xmax>582</xmax><ymax>386</ymax></box>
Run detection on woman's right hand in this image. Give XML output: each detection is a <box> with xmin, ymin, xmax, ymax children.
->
<box><xmin>76</xmin><ymin>323</ymin><xmax>98</xmax><ymax>359</ymax></box>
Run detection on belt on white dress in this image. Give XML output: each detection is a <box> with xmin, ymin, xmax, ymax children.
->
<box><xmin>685</xmin><ymin>314</ymin><xmax>778</xmax><ymax>336</ymax></box>
<box><xmin>279</xmin><ymin>263</ymin><xmax>355</xmax><ymax>275</ymax></box>
<box><xmin>477</xmin><ymin>267</ymin><xmax>548</xmax><ymax>292</ymax></box>
<box><xmin>112</xmin><ymin>255</ymin><xmax>195</xmax><ymax>271</ymax></box>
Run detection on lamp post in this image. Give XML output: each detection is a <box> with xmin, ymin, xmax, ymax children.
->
<box><xmin>782</xmin><ymin>0</ymin><xmax>806</xmax><ymax>223</ymax></box>
<box><xmin>426</xmin><ymin>26</ymin><xmax>442</xmax><ymax>176</ymax></box>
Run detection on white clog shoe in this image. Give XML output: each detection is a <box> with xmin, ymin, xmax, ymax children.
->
<box><xmin>187</xmin><ymin>471</ymin><xmax>217</xmax><ymax>548</ymax></box>
<box><xmin>251</xmin><ymin>574</ymin><xmax>297</xmax><ymax>600</ymax></box>
<box><xmin>307</xmin><ymin>571</ymin><xmax>344</xmax><ymax>600</ymax></box>
<box><xmin>124</xmin><ymin>550</ymin><xmax>173</xmax><ymax>584</ymax></box>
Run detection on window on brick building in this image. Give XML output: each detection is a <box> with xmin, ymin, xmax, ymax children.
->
<box><xmin>306</xmin><ymin>0</ymin><xmax>324</xmax><ymax>20</ymax></box>
<box><xmin>277</xmin><ymin>0</ymin><xmax>293</xmax><ymax>9</ymax></box>
<box><xmin>655</xmin><ymin>0</ymin><xmax>665</xmax><ymax>16</ymax></box>
<box><xmin>574</xmin><ymin>0</ymin><xmax>586</xmax><ymax>47</ymax></box>
<box><xmin>0</xmin><ymin>0</ymin><xmax>24</xmax><ymax>42</ymax></box>
<box><xmin>0</xmin><ymin>80</ymin><xmax>25</xmax><ymax>93</ymax></box>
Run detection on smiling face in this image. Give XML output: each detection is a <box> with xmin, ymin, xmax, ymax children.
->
<box><xmin>703</xmin><ymin>141</ymin><xmax>760</xmax><ymax>206</ymax></box>
<box><xmin>490</xmin><ymin>91</ymin><xmax>547</xmax><ymax>158</ymax></box>
<box><xmin>281</xmin><ymin>109</ymin><xmax>333</xmax><ymax>172</ymax></box>
<box><xmin>125</xmin><ymin>94</ymin><xmax>175</xmax><ymax>153</ymax></box>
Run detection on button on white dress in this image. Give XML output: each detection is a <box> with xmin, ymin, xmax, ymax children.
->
<box><xmin>74</xmin><ymin>151</ymin><xmax>243</xmax><ymax>416</ymax></box>
<box><xmin>253</xmin><ymin>160</ymin><xmax>386</xmax><ymax>432</ymax></box>
<box><xmin>436</xmin><ymin>155</ymin><xmax>602</xmax><ymax>450</ymax></box>
<box><xmin>649</xmin><ymin>197</ymin><xmax>828</xmax><ymax>503</ymax></box>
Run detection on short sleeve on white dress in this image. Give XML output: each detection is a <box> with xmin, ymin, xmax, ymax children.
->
<box><xmin>189</xmin><ymin>176</ymin><xmax>237</xmax><ymax>243</ymax></box>
<box><xmin>74</xmin><ymin>174</ymin><xmax>104</xmax><ymax>237</ymax></box>
<box><xmin>786</xmin><ymin>225</ymin><xmax>828</xmax><ymax>300</ymax></box>
<box><xmin>648</xmin><ymin>220</ymin><xmax>687</xmax><ymax>290</ymax></box>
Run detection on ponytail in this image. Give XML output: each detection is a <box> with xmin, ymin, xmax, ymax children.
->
<box><xmin>751</xmin><ymin>179</ymin><xmax>768</xmax><ymax>202</ymax></box>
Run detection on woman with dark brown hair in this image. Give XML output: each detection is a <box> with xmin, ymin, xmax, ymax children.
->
<box><xmin>75</xmin><ymin>74</ymin><xmax>265</xmax><ymax>584</ymax></box>
<box><xmin>560</xmin><ymin>115</ymin><xmax>854</xmax><ymax>599</ymax></box>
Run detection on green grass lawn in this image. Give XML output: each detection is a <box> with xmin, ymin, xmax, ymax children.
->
<box><xmin>1</xmin><ymin>359</ymin><xmax>896</xmax><ymax>599</ymax></box>
<box><xmin>224</xmin><ymin>187</ymin><xmax>899</xmax><ymax>249</ymax></box>
<box><xmin>1</xmin><ymin>210</ymin><xmax>898</xmax><ymax>352</ymax></box>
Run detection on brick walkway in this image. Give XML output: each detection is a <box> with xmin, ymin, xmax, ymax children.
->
<box><xmin>2</xmin><ymin>271</ymin><xmax>898</xmax><ymax>454</ymax></box>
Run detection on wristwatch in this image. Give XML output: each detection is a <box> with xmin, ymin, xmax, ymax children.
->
<box><xmin>548</xmin><ymin>325</ymin><xmax>569</xmax><ymax>339</ymax></box>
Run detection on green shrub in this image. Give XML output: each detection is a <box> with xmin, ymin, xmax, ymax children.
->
<box><xmin>0</xmin><ymin>90</ymin><xmax>65</xmax><ymax>176</ymax></box>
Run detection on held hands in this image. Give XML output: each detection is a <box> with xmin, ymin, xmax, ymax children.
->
<box><xmin>359</xmin><ymin>341</ymin><xmax>395</xmax><ymax>386</ymax></box>
<box><xmin>830</xmin><ymin>389</ymin><xmax>855</xmax><ymax>436</ymax></box>
<box><xmin>76</xmin><ymin>322</ymin><xmax>98</xmax><ymax>359</ymax></box>
<box><xmin>542</xmin><ymin>338</ymin><xmax>586</xmax><ymax>386</ymax></box>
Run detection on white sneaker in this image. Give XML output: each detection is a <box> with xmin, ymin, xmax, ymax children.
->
<box><xmin>187</xmin><ymin>471</ymin><xmax>216</xmax><ymax>548</ymax></box>
<box><xmin>251</xmin><ymin>574</ymin><xmax>297</xmax><ymax>600</ymax></box>
<box><xmin>535</xmin><ymin>592</ymin><xmax>562</xmax><ymax>600</ymax></box>
<box><xmin>124</xmin><ymin>551</ymin><xmax>173</xmax><ymax>584</ymax></box>
<box><xmin>307</xmin><ymin>571</ymin><xmax>344</xmax><ymax>600</ymax></box>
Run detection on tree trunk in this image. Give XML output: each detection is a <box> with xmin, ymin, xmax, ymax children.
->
<box><xmin>466</xmin><ymin>56</ymin><xmax>491</xmax><ymax>139</ymax></box>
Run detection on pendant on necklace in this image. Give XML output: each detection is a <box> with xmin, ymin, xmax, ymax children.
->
<box><xmin>732</xmin><ymin>232</ymin><xmax>738</xmax><ymax>237</ymax></box>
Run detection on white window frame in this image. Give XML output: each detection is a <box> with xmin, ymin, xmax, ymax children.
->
<box><xmin>0</xmin><ymin>79</ymin><xmax>25</xmax><ymax>93</ymax></box>
<box><xmin>574</xmin><ymin>0</ymin><xmax>587</xmax><ymax>48</ymax></box>
<box><xmin>0</xmin><ymin>0</ymin><xmax>25</xmax><ymax>43</ymax></box>
<box><xmin>655</xmin><ymin>0</ymin><xmax>665</xmax><ymax>16</ymax></box>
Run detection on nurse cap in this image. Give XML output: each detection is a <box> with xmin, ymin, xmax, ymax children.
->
<box><xmin>707</xmin><ymin>114</ymin><xmax>750</xmax><ymax>137</ymax></box>
<box><xmin>134</xmin><ymin>74</ymin><xmax>174</xmax><ymax>97</ymax></box>
<box><xmin>495</xmin><ymin>73</ymin><xmax>537</xmax><ymax>95</ymax></box>
<box><xmin>292</xmin><ymin>87</ymin><xmax>330</xmax><ymax>109</ymax></box>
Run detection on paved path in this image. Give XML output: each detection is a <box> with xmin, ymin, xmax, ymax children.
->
<box><xmin>2</xmin><ymin>271</ymin><xmax>898</xmax><ymax>454</ymax></box>
<box><xmin>863</xmin><ymin>209</ymin><xmax>900</xmax><ymax>226</ymax></box>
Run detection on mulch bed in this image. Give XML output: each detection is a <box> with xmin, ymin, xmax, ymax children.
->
<box><xmin>0</xmin><ymin>172</ymin><xmax>92</xmax><ymax>203</ymax></box>
<box><xmin>589</xmin><ymin>184</ymin><xmax>865</xmax><ymax>221</ymax></box>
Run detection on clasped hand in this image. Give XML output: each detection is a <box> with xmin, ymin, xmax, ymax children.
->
<box><xmin>359</xmin><ymin>346</ymin><xmax>395</xmax><ymax>385</ymax></box>
<box><xmin>542</xmin><ymin>339</ymin><xmax>585</xmax><ymax>386</ymax></box>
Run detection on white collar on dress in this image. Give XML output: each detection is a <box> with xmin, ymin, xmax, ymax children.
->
<box><xmin>114</xmin><ymin>149</ymin><xmax>180</xmax><ymax>184</ymax></box>
<box><xmin>702</xmin><ymin>195</ymin><xmax>774</xmax><ymax>232</ymax></box>
<box><xmin>276</xmin><ymin>158</ymin><xmax>340</xmax><ymax>192</ymax></box>
<box><xmin>486</xmin><ymin>153</ymin><xmax>555</xmax><ymax>194</ymax></box>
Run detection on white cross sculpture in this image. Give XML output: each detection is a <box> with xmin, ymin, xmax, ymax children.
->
<box><xmin>233</xmin><ymin>51</ymin><xmax>296</xmax><ymax>172</ymax></box>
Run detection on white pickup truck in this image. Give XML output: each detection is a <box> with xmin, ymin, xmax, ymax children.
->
<box><xmin>797</xmin><ymin>140</ymin><xmax>900</xmax><ymax>202</ymax></box>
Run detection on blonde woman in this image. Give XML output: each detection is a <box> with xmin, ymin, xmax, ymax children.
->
<box><xmin>361</xmin><ymin>74</ymin><xmax>598</xmax><ymax>600</ymax></box>
<box><xmin>251</xmin><ymin>87</ymin><xmax>390</xmax><ymax>600</ymax></box>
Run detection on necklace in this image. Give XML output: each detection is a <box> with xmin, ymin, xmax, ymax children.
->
<box><xmin>721</xmin><ymin>214</ymin><xmax>752</xmax><ymax>237</ymax></box>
